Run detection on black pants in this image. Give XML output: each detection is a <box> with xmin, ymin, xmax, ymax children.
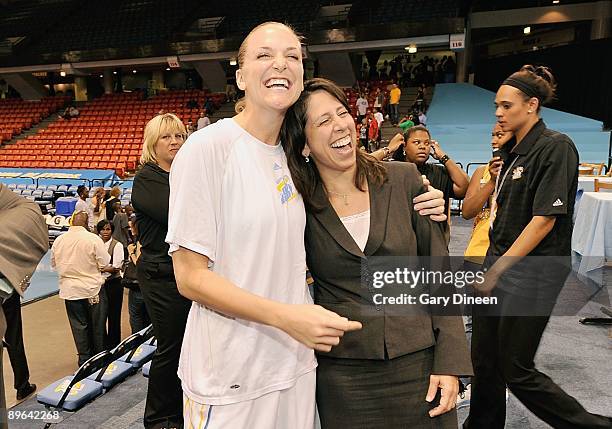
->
<box><xmin>1</xmin><ymin>293</ymin><xmax>31</xmax><ymax>391</ymax></box>
<box><xmin>104</xmin><ymin>277</ymin><xmax>123</xmax><ymax>349</ymax></box>
<box><xmin>464</xmin><ymin>290</ymin><xmax>611</xmax><ymax>429</ymax></box>
<box><xmin>138</xmin><ymin>260</ymin><xmax>191</xmax><ymax>429</ymax></box>
<box><xmin>64</xmin><ymin>290</ymin><xmax>108</xmax><ymax>367</ymax></box>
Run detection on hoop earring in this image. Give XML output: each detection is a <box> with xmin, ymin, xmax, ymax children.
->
<box><xmin>304</xmin><ymin>156</ymin><xmax>310</xmax><ymax>163</ymax></box>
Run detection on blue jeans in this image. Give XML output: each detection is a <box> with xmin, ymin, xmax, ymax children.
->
<box><xmin>128</xmin><ymin>288</ymin><xmax>150</xmax><ymax>333</ymax></box>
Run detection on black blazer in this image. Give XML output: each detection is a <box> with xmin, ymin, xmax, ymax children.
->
<box><xmin>306</xmin><ymin>162</ymin><xmax>472</xmax><ymax>376</ymax></box>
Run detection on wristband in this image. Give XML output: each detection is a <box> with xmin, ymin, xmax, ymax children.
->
<box><xmin>439</xmin><ymin>154</ymin><xmax>450</xmax><ymax>165</ymax></box>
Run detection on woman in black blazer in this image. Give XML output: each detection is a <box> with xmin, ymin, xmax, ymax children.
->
<box><xmin>282</xmin><ymin>78</ymin><xmax>472</xmax><ymax>428</ymax></box>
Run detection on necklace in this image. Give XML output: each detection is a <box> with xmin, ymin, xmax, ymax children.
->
<box><xmin>327</xmin><ymin>190</ymin><xmax>350</xmax><ymax>206</ymax></box>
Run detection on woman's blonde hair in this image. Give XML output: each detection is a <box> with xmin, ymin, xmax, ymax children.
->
<box><xmin>140</xmin><ymin>113</ymin><xmax>186</xmax><ymax>166</ymax></box>
<box><xmin>234</xmin><ymin>21</ymin><xmax>304</xmax><ymax>114</ymax></box>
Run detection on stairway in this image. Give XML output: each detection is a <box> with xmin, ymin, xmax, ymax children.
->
<box><xmin>0</xmin><ymin>113</ymin><xmax>60</xmax><ymax>147</ymax></box>
<box><xmin>206</xmin><ymin>85</ymin><xmax>435</xmax><ymax>144</ymax></box>
<box><xmin>209</xmin><ymin>101</ymin><xmax>237</xmax><ymax>123</ymax></box>
<box><xmin>380</xmin><ymin>85</ymin><xmax>434</xmax><ymax>141</ymax></box>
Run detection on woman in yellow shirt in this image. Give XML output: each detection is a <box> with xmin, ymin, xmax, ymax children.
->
<box><xmin>463</xmin><ymin>124</ymin><xmax>511</xmax><ymax>266</ymax></box>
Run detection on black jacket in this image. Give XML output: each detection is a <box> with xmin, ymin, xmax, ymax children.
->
<box><xmin>305</xmin><ymin>162</ymin><xmax>472</xmax><ymax>376</ymax></box>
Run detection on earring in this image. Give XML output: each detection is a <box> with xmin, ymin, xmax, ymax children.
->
<box><xmin>527</xmin><ymin>110</ymin><xmax>533</xmax><ymax>114</ymax></box>
<box><xmin>304</xmin><ymin>156</ymin><xmax>310</xmax><ymax>163</ymax></box>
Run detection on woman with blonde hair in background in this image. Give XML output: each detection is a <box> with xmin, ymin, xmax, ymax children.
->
<box><xmin>131</xmin><ymin>113</ymin><xmax>191</xmax><ymax>429</ymax></box>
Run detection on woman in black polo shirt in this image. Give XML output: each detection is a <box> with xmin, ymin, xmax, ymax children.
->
<box><xmin>132</xmin><ymin>113</ymin><xmax>192</xmax><ymax>429</ymax></box>
<box><xmin>464</xmin><ymin>65</ymin><xmax>611</xmax><ymax>429</ymax></box>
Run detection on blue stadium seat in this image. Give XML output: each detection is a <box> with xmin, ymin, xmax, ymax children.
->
<box><xmin>21</xmin><ymin>189</ymin><xmax>33</xmax><ymax>196</ymax></box>
<box><xmin>85</xmin><ymin>360</ymin><xmax>134</xmax><ymax>390</ymax></box>
<box><xmin>142</xmin><ymin>361</ymin><xmax>151</xmax><ymax>378</ymax></box>
<box><xmin>118</xmin><ymin>344</ymin><xmax>156</xmax><ymax>369</ymax></box>
<box><xmin>27</xmin><ymin>184</ymin><xmax>37</xmax><ymax>190</ymax></box>
<box><xmin>68</xmin><ymin>185</ymin><xmax>79</xmax><ymax>193</ymax></box>
<box><xmin>37</xmin><ymin>185</ymin><xmax>47</xmax><ymax>191</ymax></box>
<box><xmin>118</xmin><ymin>325</ymin><xmax>156</xmax><ymax>369</ymax></box>
<box><xmin>32</xmin><ymin>190</ymin><xmax>43</xmax><ymax>199</ymax></box>
<box><xmin>37</xmin><ymin>351</ymin><xmax>113</xmax><ymax>411</ymax></box>
<box><xmin>58</xmin><ymin>185</ymin><xmax>69</xmax><ymax>192</ymax></box>
<box><xmin>85</xmin><ymin>334</ymin><xmax>142</xmax><ymax>389</ymax></box>
<box><xmin>42</xmin><ymin>190</ymin><xmax>54</xmax><ymax>200</ymax></box>
<box><xmin>47</xmin><ymin>185</ymin><xmax>58</xmax><ymax>191</ymax></box>
<box><xmin>16</xmin><ymin>184</ymin><xmax>27</xmax><ymax>190</ymax></box>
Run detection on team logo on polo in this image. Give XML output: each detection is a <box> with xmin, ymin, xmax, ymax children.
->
<box><xmin>553</xmin><ymin>199</ymin><xmax>563</xmax><ymax>207</ymax></box>
<box><xmin>512</xmin><ymin>166</ymin><xmax>524</xmax><ymax>180</ymax></box>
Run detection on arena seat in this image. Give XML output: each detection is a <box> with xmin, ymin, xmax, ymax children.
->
<box><xmin>142</xmin><ymin>361</ymin><xmax>151</xmax><ymax>378</ymax></box>
<box><xmin>0</xmin><ymin>90</ymin><xmax>225</xmax><ymax>177</ymax></box>
<box><xmin>118</xmin><ymin>325</ymin><xmax>156</xmax><ymax>368</ymax></box>
<box><xmin>85</xmin><ymin>334</ymin><xmax>141</xmax><ymax>390</ymax></box>
<box><xmin>37</xmin><ymin>351</ymin><xmax>112</xmax><ymax>411</ymax></box>
<box><xmin>0</xmin><ymin>96</ymin><xmax>69</xmax><ymax>142</ymax></box>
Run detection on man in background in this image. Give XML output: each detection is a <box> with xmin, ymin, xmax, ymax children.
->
<box><xmin>75</xmin><ymin>185</ymin><xmax>94</xmax><ymax>231</ymax></box>
<box><xmin>389</xmin><ymin>83</ymin><xmax>401</xmax><ymax>125</ymax></box>
<box><xmin>111</xmin><ymin>202</ymin><xmax>131</xmax><ymax>248</ymax></box>
<box><xmin>0</xmin><ymin>184</ymin><xmax>48</xmax><ymax>426</ymax></box>
<box><xmin>356</xmin><ymin>93</ymin><xmax>369</xmax><ymax>124</ymax></box>
<box><xmin>51</xmin><ymin>211</ymin><xmax>110</xmax><ymax>366</ymax></box>
<box><xmin>197</xmin><ymin>111</ymin><xmax>210</xmax><ymax>130</ymax></box>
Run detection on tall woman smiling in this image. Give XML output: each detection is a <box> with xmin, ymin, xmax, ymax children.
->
<box><xmin>465</xmin><ymin>65</ymin><xmax>612</xmax><ymax>429</ymax></box>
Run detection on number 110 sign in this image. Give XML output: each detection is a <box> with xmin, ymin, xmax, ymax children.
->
<box><xmin>450</xmin><ymin>33</ymin><xmax>465</xmax><ymax>50</ymax></box>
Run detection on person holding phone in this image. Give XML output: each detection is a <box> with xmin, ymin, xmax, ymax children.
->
<box><xmin>395</xmin><ymin>125</ymin><xmax>469</xmax><ymax>226</ymax></box>
<box><xmin>462</xmin><ymin>123</ymin><xmax>512</xmax><ymax>264</ymax></box>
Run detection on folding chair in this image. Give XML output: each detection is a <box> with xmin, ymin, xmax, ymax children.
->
<box><xmin>85</xmin><ymin>334</ymin><xmax>141</xmax><ymax>389</ymax></box>
<box><xmin>119</xmin><ymin>325</ymin><xmax>156</xmax><ymax>368</ymax></box>
<box><xmin>142</xmin><ymin>361</ymin><xmax>151</xmax><ymax>377</ymax></box>
<box><xmin>37</xmin><ymin>351</ymin><xmax>113</xmax><ymax>411</ymax></box>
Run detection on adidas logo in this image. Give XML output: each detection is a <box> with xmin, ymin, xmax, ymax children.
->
<box><xmin>553</xmin><ymin>199</ymin><xmax>563</xmax><ymax>207</ymax></box>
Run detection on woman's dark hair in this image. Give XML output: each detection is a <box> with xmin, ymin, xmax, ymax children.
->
<box><xmin>281</xmin><ymin>78</ymin><xmax>387</xmax><ymax>212</ymax></box>
<box><xmin>403</xmin><ymin>124</ymin><xmax>431</xmax><ymax>142</ymax></box>
<box><xmin>505</xmin><ymin>65</ymin><xmax>557</xmax><ymax>110</ymax></box>
<box><xmin>96</xmin><ymin>219</ymin><xmax>114</xmax><ymax>234</ymax></box>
